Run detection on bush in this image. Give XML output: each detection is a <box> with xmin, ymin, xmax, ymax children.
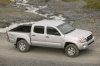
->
<box><xmin>84</xmin><ymin>0</ymin><xmax>100</xmax><ymax>9</ymax></box>
<box><xmin>0</xmin><ymin>0</ymin><xmax>10</xmax><ymax>6</ymax></box>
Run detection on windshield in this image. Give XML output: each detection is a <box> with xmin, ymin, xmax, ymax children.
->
<box><xmin>57</xmin><ymin>22</ymin><xmax>75</xmax><ymax>34</ymax></box>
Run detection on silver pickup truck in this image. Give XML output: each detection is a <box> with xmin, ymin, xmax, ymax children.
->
<box><xmin>7</xmin><ymin>20</ymin><xmax>94</xmax><ymax>57</ymax></box>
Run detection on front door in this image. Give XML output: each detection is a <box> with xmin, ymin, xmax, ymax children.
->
<box><xmin>45</xmin><ymin>26</ymin><xmax>63</xmax><ymax>48</ymax></box>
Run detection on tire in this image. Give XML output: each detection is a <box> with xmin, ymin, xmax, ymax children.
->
<box><xmin>64</xmin><ymin>44</ymin><xmax>79</xmax><ymax>57</ymax></box>
<box><xmin>17</xmin><ymin>40</ymin><xmax>30</xmax><ymax>52</ymax></box>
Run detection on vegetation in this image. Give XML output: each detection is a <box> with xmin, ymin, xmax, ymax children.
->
<box><xmin>0</xmin><ymin>0</ymin><xmax>11</xmax><ymax>6</ymax></box>
<box><xmin>62</xmin><ymin>0</ymin><xmax>78</xmax><ymax>2</ymax></box>
<box><xmin>84</xmin><ymin>0</ymin><xmax>100</xmax><ymax>9</ymax></box>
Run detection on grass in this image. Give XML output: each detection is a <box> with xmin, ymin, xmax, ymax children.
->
<box><xmin>0</xmin><ymin>0</ymin><xmax>11</xmax><ymax>6</ymax></box>
<box><xmin>84</xmin><ymin>0</ymin><xmax>100</xmax><ymax>10</ymax></box>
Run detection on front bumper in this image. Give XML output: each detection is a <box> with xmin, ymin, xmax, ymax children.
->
<box><xmin>78</xmin><ymin>37</ymin><xmax>94</xmax><ymax>50</ymax></box>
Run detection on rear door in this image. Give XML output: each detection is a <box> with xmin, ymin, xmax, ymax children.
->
<box><xmin>31</xmin><ymin>25</ymin><xmax>46</xmax><ymax>46</ymax></box>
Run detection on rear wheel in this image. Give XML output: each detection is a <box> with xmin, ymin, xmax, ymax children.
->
<box><xmin>64</xmin><ymin>44</ymin><xmax>79</xmax><ymax>57</ymax></box>
<box><xmin>17</xmin><ymin>40</ymin><xmax>30</xmax><ymax>52</ymax></box>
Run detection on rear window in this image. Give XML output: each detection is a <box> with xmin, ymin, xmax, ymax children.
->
<box><xmin>10</xmin><ymin>25</ymin><xmax>31</xmax><ymax>32</ymax></box>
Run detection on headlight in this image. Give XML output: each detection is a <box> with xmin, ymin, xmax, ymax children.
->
<box><xmin>79</xmin><ymin>37</ymin><xmax>86</xmax><ymax>43</ymax></box>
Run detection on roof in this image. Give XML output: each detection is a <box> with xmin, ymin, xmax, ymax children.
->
<box><xmin>21</xmin><ymin>24</ymin><xmax>32</xmax><ymax>26</ymax></box>
<box><xmin>34</xmin><ymin>20</ymin><xmax>64</xmax><ymax>27</ymax></box>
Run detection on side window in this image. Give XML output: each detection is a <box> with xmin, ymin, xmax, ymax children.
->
<box><xmin>47</xmin><ymin>27</ymin><xmax>60</xmax><ymax>36</ymax></box>
<box><xmin>34</xmin><ymin>26</ymin><xmax>44</xmax><ymax>34</ymax></box>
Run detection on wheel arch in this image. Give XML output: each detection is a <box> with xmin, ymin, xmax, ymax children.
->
<box><xmin>16</xmin><ymin>38</ymin><xmax>26</xmax><ymax>44</ymax></box>
<box><xmin>64</xmin><ymin>42</ymin><xmax>77</xmax><ymax>48</ymax></box>
<box><xmin>15</xmin><ymin>38</ymin><xmax>31</xmax><ymax>45</ymax></box>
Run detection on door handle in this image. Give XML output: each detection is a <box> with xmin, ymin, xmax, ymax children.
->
<box><xmin>32</xmin><ymin>35</ymin><xmax>36</xmax><ymax>36</ymax></box>
<box><xmin>46</xmin><ymin>36</ymin><xmax>49</xmax><ymax>38</ymax></box>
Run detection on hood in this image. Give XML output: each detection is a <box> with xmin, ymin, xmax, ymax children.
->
<box><xmin>65</xmin><ymin>29</ymin><xmax>92</xmax><ymax>39</ymax></box>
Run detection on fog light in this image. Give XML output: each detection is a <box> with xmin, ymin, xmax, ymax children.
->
<box><xmin>83</xmin><ymin>44</ymin><xmax>87</xmax><ymax>48</ymax></box>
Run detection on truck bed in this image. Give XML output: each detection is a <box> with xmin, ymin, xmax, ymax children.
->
<box><xmin>7</xmin><ymin>24</ymin><xmax>32</xmax><ymax>44</ymax></box>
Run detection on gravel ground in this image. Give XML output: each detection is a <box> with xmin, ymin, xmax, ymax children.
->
<box><xmin>0</xmin><ymin>6</ymin><xmax>44</xmax><ymax>28</ymax></box>
<box><xmin>0</xmin><ymin>0</ymin><xmax>100</xmax><ymax>28</ymax></box>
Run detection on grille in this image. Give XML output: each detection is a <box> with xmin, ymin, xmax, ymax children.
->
<box><xmin>87</xmin><ymin>35</ymin><xmax>93</xmax><ymax>41</ymax></box>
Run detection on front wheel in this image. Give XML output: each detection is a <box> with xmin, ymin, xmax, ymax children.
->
<box><xmin>17</xmin><ymin>40</ymin><xmax>30</xmax><ymax>52</ymax></box>
<box><xmin>64</xmin><ymin>44</ymin><xmax>79</xmax><ymax>57</ymax></box>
